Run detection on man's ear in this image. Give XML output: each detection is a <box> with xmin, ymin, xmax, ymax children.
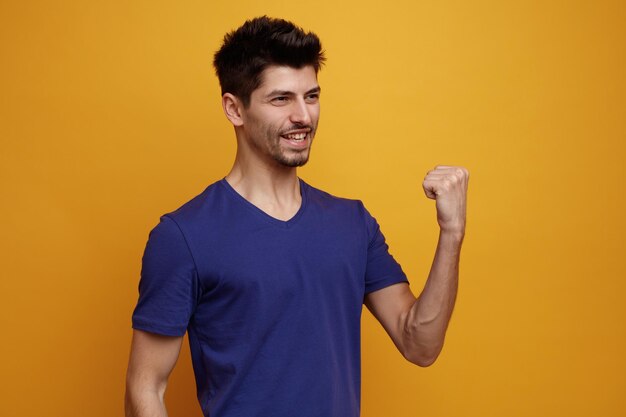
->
<box><xmin>222</xmin><ymin>93</ymin><xmax>244</xmax><ymax>127</ymax></box>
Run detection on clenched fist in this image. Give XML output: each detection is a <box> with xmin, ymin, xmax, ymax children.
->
<box><xmin>423</xmin><ymin>165</ymin><xmax>469</xmax><ymax>235</ymax></box>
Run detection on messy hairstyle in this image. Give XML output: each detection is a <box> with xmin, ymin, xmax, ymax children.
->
<box><xmin>213</xmin><ymin>16</ymin><xmax>325</xmax><ymax>107</ymax></box>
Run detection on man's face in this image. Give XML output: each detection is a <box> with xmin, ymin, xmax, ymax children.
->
<box><xmin>239</xmin><ymin>65</ymin><xmax>320</xmax><ymax>167</ymax></box>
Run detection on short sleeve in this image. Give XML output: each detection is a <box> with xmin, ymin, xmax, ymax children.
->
<box><xmin>361</xmin><ymin>203</ymin><xmax>409</xmax><ymax>294</ymax></box>
<box><xmin>131</xmin><ymin>215</ymin><xmax>199</xmax><ymax>336</ymax></box>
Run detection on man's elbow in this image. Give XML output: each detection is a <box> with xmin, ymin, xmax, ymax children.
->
<box><xmin>124</xmin><ymin>372</ymin><xmax>168</xmax><ymax>417</ymax></box>
<box><xmin>402</xmin><ymin>345</ymin><xmax>442</xmax><ymax>367</ymax></box>
<box><xmin>124</xmin><ymin>379</ymin><xmax>148</xmax><ymax>417</ymax></box>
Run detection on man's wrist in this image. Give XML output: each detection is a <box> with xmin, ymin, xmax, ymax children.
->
<box><xmin>439</xmin><ymin>227</ymin><xmax>465</xmax><ymax>246</ymax></box>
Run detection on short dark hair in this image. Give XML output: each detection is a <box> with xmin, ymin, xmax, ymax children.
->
<box><xmin>213</xmin><ymin>16</ymin><xmax>325</xmax><ymax>107</ymax></box>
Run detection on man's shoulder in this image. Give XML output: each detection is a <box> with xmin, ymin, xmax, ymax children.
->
<box><xmin>303</xmin><ymin>179</ymin><xmax>360</xmax><ymax>202</ymax></box>
<box><xmin>301</xmin><ymin>179</ymin><xmax>369</xmax><ymax>217</ymax></box>
<box><xmin>161</xmin><ymin>179</ymin><xmax>226</xmax><ymax>225</ymax></box>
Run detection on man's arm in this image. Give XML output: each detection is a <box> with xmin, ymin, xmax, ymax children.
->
<box><xmin>364</xmin><ymin>165</ymin><xmax>468</xmax><ymax>367</ymax></box>
<box><xmin>125</xmin><ymin>330</ymin><xmax>184</xmax><ymax>417</ymax></box>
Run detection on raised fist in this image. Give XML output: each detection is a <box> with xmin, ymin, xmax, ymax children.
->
<box><xmin>422</xmin><ymin>165</ymin><xmax>469</xmax><ymax>235</ymax></box>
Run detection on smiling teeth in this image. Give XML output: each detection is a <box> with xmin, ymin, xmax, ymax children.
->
<box><xmin>285</xmin><ymin>133</ymin><xmax>306</xmax><ymax>140</ymax></box>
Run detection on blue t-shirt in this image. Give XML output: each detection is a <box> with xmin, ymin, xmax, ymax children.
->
<box><xmin>132</xmin><ymin>178</ymin><xmax>408</xmax><ymax>417</ymax></box>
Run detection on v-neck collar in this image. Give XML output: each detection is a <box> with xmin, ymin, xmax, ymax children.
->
<box><xmin>219</xmin><ymin>177</ymin><xmax>308</xmax><ymax>229</ymax></box>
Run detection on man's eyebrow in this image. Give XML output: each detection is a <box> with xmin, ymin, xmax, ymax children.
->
<box><xmin>306</xmin><ymin>86</ymin><xmax>321</xmax><ymax>95</ymax></box>
<box><xmin>265</xmin><ymin>86</ymin><xmax>321</xmax><ymax>97</ymax></box>
<box><xmin>266</xmin><ymin>90</ymin><xmax>294</xmax><ymax>98</ymax></box>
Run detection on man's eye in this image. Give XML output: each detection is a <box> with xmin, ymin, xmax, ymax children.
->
<box><xmin>305</xmin><ymin>94</ymin><xmax>319</xmax><ymax>102</ymax></box>
<box><xmin>272</xmin><ymin>97</ymin><xmax>288</xmax><ymax>103</ymax></box>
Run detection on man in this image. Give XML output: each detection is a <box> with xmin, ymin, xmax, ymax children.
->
<box><xmin>125</xmin><ymin>16</ymin><xmax>468</xmax><ymax>417</ymax></box>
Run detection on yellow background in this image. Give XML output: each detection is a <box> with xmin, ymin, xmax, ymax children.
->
<box><xmin>1</xmin><ymin>1</ymin><xmax>625</xmax><ymax>416</ymax></box>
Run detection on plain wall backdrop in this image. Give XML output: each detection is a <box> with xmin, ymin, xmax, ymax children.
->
<box><xmin>1</xmin><ymin>1</ymin><xmax>625</xmax><ymax>416</ymax></box>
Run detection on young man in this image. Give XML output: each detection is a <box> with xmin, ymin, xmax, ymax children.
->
<box><xmin>125</xmin><ymin>16</ymin><xmax>468</xmax><ymax>417</ymax></box>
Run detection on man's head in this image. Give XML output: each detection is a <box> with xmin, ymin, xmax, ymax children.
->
<box><xmin>213</xmin><ymin>16</ymin><xmax>325</xmax><ymax>107</ymax></box>
<box><xmin>215</xmin><ymin>17</ymin><xmax>325</xmax><ymax>168</ymax></box>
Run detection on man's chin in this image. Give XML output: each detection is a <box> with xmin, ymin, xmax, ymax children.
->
<box><xmin>278</xmin><ymin>157</ymin><xmax>309</xmax><ymax>168</ymax></box>
<box><xmin>275</xmin><ymin>149</ymin><xmax>311</xmax><ymax>167</ymax></box>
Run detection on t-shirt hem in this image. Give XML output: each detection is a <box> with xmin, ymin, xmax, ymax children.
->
<box><xmin>132</xmin><ymin>319</ymin><xmax>187</xmax><ymax>337</ymax></box>
<box><xmin>365</xmin><ymin>275</ymin><xmax>410</xmax><ymax>295</ymax></box>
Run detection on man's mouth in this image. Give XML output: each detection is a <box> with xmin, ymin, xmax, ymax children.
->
<box><xmin>280</xmin><ymin>129</ymin><xmax>312</xmax><ymax>148</ymax></box>
<box><xmin>282</xmin><ymin>132</ymin><xmax>307</xmax><ymax>142</ymax></box>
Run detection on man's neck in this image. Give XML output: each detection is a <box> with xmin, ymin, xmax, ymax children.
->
<box><xmin>225</xmin><ymin>157</ymin><xmax>302</xmax><ymax>222</ymax></box>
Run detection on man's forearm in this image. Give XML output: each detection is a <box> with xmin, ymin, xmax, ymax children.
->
<box><xmin>402</xmin><ymin>229</ymin><xmax>463</xmax><ymax>366</ymax></box>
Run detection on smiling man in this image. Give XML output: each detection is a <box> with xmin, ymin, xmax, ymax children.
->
<box><xmin>125</xmin><ymin>16</ymin><xmax>468</xmax><ymax>417</ymax></box>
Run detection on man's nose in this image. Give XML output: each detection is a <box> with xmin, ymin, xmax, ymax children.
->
<box><xmin>289</xmin><ymin>98</ymin><xmax>312</xmax><ymax>125</ymax></box>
